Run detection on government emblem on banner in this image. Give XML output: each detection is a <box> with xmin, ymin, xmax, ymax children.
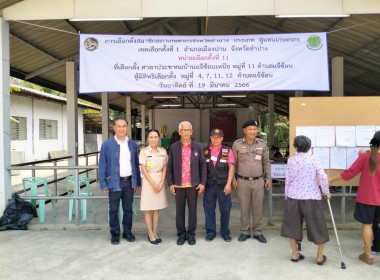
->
<box><xmin>307</xmin><ymin>35</ymin><xmax>323</xmax><ymax>50</ymax></box>
<box><xmin>84</xmin><ymin>37</ymin><xmax>99</xmax><ymax>51</ymax></box>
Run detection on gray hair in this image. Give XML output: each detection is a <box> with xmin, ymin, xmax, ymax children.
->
<box><xmin>178</xmin><ymin>121</ymin><xmax>192</xmax><ymax>130</ymax></box>
<box><xmin>293</xmin><ymin>135</ymin><xmax>311</xmax><ymax>153</ymax></box>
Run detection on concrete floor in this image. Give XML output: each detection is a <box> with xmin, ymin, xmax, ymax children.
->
<box><xmin>2</xmin><ymin>178</ymin><xmax>380</xmax><ymax>279</ymax></box>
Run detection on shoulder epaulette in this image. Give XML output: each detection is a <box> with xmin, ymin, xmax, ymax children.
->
<box><xmin>141</xmin><ymin>147</ymin><xmax>147</xmax><ymax>151</ymax></box>
<box><xmin>234</xmin><ymin>138</ymin><xmax>243</xmax><ymax>143</ymax></box>
<box><xmin>160</xmin><ymin>147</ymin><xmax>166</xmax><ymax>151</ymax></box>
<box><xmin>256</xmin><ymin>138</ymin><xmax>264</xmax><ymax>142</ymax></box>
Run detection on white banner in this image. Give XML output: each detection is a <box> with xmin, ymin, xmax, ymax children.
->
<box><xmin>79</xmin><ymin>33</ymin><xmax>329</xmax><ymax>94</ymax></box>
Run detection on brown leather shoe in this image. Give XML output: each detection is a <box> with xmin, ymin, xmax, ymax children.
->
<box><xmin>359</xmin><ymin>253</ymin><xmax>373</xmax><ymax>265</ymax></box>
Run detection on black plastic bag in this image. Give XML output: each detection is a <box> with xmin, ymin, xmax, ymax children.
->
<box><xmin>0</xmin><ymin>193</ymin><xmax>37</xmax><ymax>231</ymax></box>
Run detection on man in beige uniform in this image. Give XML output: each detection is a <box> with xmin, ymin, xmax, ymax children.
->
<box><xmin>232</xmin><ymin>120</ymin><xmax>271</xmax><ymax>243</ymax></box>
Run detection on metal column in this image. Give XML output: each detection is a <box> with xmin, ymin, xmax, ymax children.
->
<box><xmin>0</xmin><ymin>18</ymin><xmax>10</xmax><ymax>213</ymax></box>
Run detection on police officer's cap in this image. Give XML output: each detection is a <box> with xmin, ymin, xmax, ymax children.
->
<box><xmin>242</xmin><ymin>120</ymin><xmax>259</xmax><ymax>128</ymax></box>
<box><xmin>210</xmin><ymin>129</ymin><xmax>224</xmax><ymax>137</ymax></box>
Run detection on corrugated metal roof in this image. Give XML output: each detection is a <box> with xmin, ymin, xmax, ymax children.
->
<box><xmin>11</xmin><ymin>84</ymin><xmax>101</xmax><ymax>110</ymax></box>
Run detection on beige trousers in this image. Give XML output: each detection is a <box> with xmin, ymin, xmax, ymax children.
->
<box><xmin>237</xmin><ymin>177</ymin><xmax>264</xmax><ymax>236</ymax></box>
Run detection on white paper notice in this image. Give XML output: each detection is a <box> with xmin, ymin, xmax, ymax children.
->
<box><xmin>313</xmin><ymin>147</ymin><xmax>330</xmax><ymax>169</ymax></box>
<box><xmin>271</xmin><ymin>164</ymin><xmax>287</xmax><ymax>178</ymax></box>
<box><xmin>356</xmin><ymin>126</ymin><xmax>375</xmax><ymax>146</ymax></box>
<box><xmin>335</xmin><ymin>126</ymin><xmax>356</xmax><ymax>147</ymax></box>
<box><xmin>330</xmin><ymin>147</ymin><xmax>347</xmax><ymax>169</ymax></box>
<box><xmin>346</xmin><ymin>147</ymin><xmax>368</xmax><ymax>168</ymax></box>
<box><xmin>296</xmin><ymin>126</ymin><xmax>316</xmax><ymax>147</ymax></box>
<box><xmin>315</xmin><ymin>126</ymin><xmax>335</xmax><ymax>147</ymax></box>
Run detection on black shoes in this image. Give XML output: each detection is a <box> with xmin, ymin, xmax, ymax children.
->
<box><xmin>156</xmin><ymin>237</ymin><xmax>162</xmax><ymax>243</ymax></box>
<box><xmin>187</xmin><ymin>235</ymin><xmax>196</xmax><ymax>245</ymax></box>
<box><xmin>291</xmin><ymin>253</ymin><xmax>305</xmax><ymax>263</ymax></box>
<box><xmin>238</xmin><ymin>234</ymin><xmax>250</xmax><ymax>242</ymax></box>
<box><xmin>148</xmin><ymin>235</ymin><xmax>159</xmax><ymax>245</ymax></box>
<box><xmin>111</xmin><ymin>233</ymin><xmax>120</xmax><ymax>245</ymax></box>
<box><xmin>317</xmin><ymin>255</ymin><xmax>327</xmax><ymax>266</ymax></box>
<box><xmin>177</xmin><ymin>234</ymin><xmax>186</xmax><ymax>245</ymax></box>
<box><xmin>221</xmin><ymin>234</ymin><xmax>232</xmax><ymax>242</ymax></box>
<box><xmin>205</xmin><ymin>235</ymin><xmax>215</xmax><ymax>242</ymax></box>
<box><xmin>122</xmin><ymin>232</ymin><xmax>136</xmax><ymax>242</ymax></box>
<box><xmin>253</xmin><ymin>234</ymin><xmax>267</xmax><ymax>243</ymax></box>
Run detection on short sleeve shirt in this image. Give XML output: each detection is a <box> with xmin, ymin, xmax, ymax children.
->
<box><xmin>139</xmin><ymin>145</ymin><xmax>167</xmax><ymax>173</ymax></box>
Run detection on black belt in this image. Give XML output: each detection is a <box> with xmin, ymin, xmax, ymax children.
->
<box><xmin>120</xmin><ymin>176</ymin><xmax>131</xmax><ymax>181</ymax></box>
<box><xmin>236</xmin><ymin>174</ymin><xmax>262</xmax><ymax>180</ymax></box>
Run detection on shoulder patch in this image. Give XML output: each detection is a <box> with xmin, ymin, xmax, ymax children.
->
<box><xmin>160</xmin><ymin>147</ymin><xmax>166</xmax><ymax>151</ymax></box>
<box><xmin>141</xmin><ymin>147</ymin><xmax>147</xmax><ymax>151</ymax></box>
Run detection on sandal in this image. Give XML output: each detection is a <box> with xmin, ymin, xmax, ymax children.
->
<box><xmin>359</xmin><ymin>253</ymin><xmax>373</xmax><ymax>265</ymax></box>
<box><xmin>317</xmin><ymin>255</ymin><xmax>327</xmax><ymax>266</ymax></box>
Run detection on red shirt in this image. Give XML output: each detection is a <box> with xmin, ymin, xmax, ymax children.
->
<box><xmin>340</xmin><ymin>152</ymin><xmax>380</xmax><ymax>206</ymax></box>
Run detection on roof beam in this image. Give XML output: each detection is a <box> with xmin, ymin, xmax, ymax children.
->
<box><xmin>63</xmin><ymin>19</ymin><xmax>80</xmax><ymax>33</ymax></box>
<box><xmin>25</xmin><ymin>54</ymin><xmax>78</xmax><ymax>80</ymax></box>
<box><xmin>123</xmin><ymin>21</ymin><xmax>131</xmax><ymax>33</ymax></box>
<box><xmin>164</xmin><ymin>23</ymin><xmax>179</xmax><ymax>35</ymax></box>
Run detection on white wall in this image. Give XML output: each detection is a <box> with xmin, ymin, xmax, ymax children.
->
<box><xmin>10</xmin><ymin>95</ymin><xmax>84</xmax><ymax>162</ymax></box>
<box><xmin>154</xmin><ymin>109</ymin><xmax>200</xmax><ymax>141</ymax></box>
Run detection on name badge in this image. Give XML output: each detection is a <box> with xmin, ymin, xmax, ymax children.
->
<box><xmin>211</xmin><ymin>156</ymin><xmax>218</xmax><ymax>161</ymax></box>
<box><xmin>220</xmin><ymin>159</ymin><xmax>227</xmax><ymax>163</ymax></box>
<box><xmin>206</xmin><ymin>159</ymin><xmax>210</xmax><ymax>162</ymax></box>
<box><xmin>222</xmin><ymin>149</ymin><xmax>229</xmax><ymax>153</ymax></box>
<box><xmin>147</xmin><ymin>161</ymin><xmax>155</xmax><ymax>167</ymax></box>
<box><xmin>255</xmin><ymin>155</ymin><xmax>262</xmax><ymax>160</ymax></box>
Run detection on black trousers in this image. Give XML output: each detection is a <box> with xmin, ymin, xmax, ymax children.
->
<box><xmin>175</xmin><ymin>187</ymin><xmax>198</xmax><ymax>237</ymax></box>
<box><xmin>108</xmin><ymin>179</ymin><xmax>134</xmax><ymax>235</ymax></box>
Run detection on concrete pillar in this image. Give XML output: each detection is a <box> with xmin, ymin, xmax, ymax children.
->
<box><xmin>295</xmin><ymin>91</ymin><xmax>303</xmax><ymax>97</ymax></box>
<box><xmin>196</xmin><ymin>109</ymin><xmax>201</xmax><ymax>142</ymax></box>
<box><xmin>332</xmin><ymin>57</ymin><xmax>344</xmax><ymax>96</ymax></box>
<box><xmin>101</xmin><ymin>93</ymin><xmax>109</xmax><ymax>143</ymax></box>
<box><xmin>148</xmin><ymin>109</ymin><xmax>153</xmax><ymax>130</ymax></box>
<box><xmin>268</xmin><ymin>94</ymin><xmax>275</xmax><ymax>146</ymax></box>
<box><xmin>141</xmin><ymin>105</ymin><xmax>146</xmax><ymax>145</ymax></box>
<box><xmin>66</xmin><ymin>62</ymin><xmax>78</xmax><ymax>166</ymax></box>
<box><xmin>249</xmin><ymin>103</ymin><xmax>258</xmax><ymax>120</ymax></box>
<box><xmin>126</xmin><ymin>96</ymin><xmax>132</xmax><ymax>138</ymax></box>
<box><xmin>0</xmin><ymin>19</ymin><xmax>11</xmax><ymax>213</ymax></box>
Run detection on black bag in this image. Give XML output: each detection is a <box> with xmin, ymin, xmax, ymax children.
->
<box><xmin>0</xmin><ymin>193</ymin><xmax>37</xmax><ymax>231</ymax></box>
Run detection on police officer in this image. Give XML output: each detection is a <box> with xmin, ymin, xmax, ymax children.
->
<box><xmin>232</xmin><ymin>120</ymin><xmax>271</xmax><ymax>243</ymax></box>
<box><xmin>203</xmin><ymin>129</ymin><xmax>235</xmax><ymax>242</ymax></box>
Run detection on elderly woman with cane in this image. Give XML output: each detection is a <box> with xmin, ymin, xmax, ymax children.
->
<box><xmin>329</xmin><ymin>131</ymin><xmax>380</xmax><ymax>265</ymax></box>
<box><xmin>281</xmin><ymin>135</ymin><xmax>331</xmax><ymax>265</ymax></box>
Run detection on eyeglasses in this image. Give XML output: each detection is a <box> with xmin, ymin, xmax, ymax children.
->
<box><xmin>180</xmin><ymin>129</ymin><xmax>192</xmax><ymax>133</ymax></box>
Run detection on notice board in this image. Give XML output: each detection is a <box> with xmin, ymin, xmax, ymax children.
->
<box><xmin>289</xmin><ymin>97</ymin><xmax>380</xmax><ymax>186</ymax></box>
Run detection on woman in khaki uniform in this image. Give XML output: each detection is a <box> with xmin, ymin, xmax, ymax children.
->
<box><xmin>139</xmin><ymin>129</ymin><xmax>168</xmax><ymax>244</ymax></box>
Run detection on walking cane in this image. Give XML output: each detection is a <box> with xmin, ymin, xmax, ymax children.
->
<box><xmin>327</xmin><ymin>198</ymin><xmax>347</xmax><ymax>269</ymax></box>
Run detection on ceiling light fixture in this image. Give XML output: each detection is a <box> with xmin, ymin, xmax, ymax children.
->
<box><xmin>70</xmin><ymin>18</ymin><xmax>143</xmax><ymax>21</ymax></box>
<box><xmin>159</xmin><ymin>104</ymin><xmax>181</xmax><ymax>107</ymax></box>
<box><xmin>153</xmin><ymin>96</ymin><xmax>178</xmax><ymax>99</ymax></box>
<box><xmin>216</xmin><ymin>104</ymin><xmax>236</xmax><ymax>107</ymax></box>
<box><xmin>221</xmin><ymin>95</ymin><xmax>247</xmax><ymax>98</ymax></box>
<box><xmin>276</xmin><ymin>14</ymin><xmax>349</xmax><ymax>18</ymax></box>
